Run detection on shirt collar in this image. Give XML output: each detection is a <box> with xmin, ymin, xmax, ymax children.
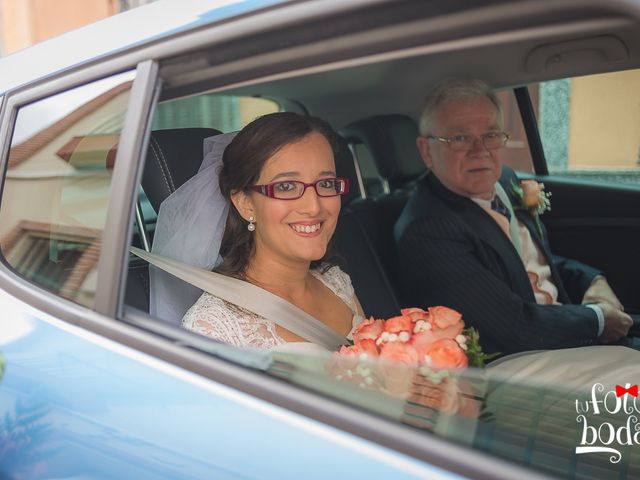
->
<box><xmin>470</xmin><ymin>187</ymin><xmax>497</xmax><ymax>209</ymax></box>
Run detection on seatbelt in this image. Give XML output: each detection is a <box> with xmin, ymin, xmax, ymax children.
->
<box><xmin>130</xmin><ymin>247</ymin><xmax>347</xmax><ymax>351</ymax></box>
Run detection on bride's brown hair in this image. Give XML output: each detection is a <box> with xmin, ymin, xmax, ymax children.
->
<box><xmin>216</xmin><ymin>112</ymin><xmax>340</xmax><ymax>279</ymax></box>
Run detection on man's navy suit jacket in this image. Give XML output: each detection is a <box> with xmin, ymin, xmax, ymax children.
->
<box><xmin>394</xmin><ymin>167</ymin><xmax>602</xmax><ymax>356</ymax></box>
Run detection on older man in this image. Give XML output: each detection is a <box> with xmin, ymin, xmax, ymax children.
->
<box><xmin>394</xmin><ymin>78</ymin><xmax>633</xmax><ymax>356</ymax></box>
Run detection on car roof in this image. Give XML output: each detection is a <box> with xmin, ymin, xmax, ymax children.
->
<box><xmin>0</xmin><ymin>0</ymin><xmax>288</xmax><ymax>95</ymax></box>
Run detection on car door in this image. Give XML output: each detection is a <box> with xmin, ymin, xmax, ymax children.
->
<box><xmin>0</xmin><ymin>51</ymin><xmax>449</xmax><ymax>480</ymax></box>
<box><xmin>6</xmin><ymin>2</ymin><xmax>640</xmax><ymax>479</ymax></box>
<box><xmin>0</xmin><ymin>3</ymin><xmax>496</xmax><ymax>479</ymax></box>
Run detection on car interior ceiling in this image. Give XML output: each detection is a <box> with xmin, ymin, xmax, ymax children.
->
<box><xmin>126</xmin><ymin>11</ymin><xmax>640</xmax><ymax>326</ymax></box>
<box><xmin>159</xmin><ymin>13</ymin><xmax>640</xmax><ymax>129</ymax></box>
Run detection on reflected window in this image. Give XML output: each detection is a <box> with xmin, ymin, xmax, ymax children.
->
<box><xmin>0</xmin><ymin>71</ymin><xmax>136</xmax><ymax>307</ymax></box>
<box><xmin>152</xmin><ymin>94</ymin><xmax>279</xmax><ymax>131</ymax></box>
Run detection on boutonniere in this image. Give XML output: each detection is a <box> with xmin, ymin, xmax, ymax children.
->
<box><xmin>511</xmin><ymin>180</ymin><xmax>551</xmax><ymax>236</ymax></box>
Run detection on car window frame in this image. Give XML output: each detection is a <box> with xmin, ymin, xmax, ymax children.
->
<box><xmin>99</xmin><ymin>60</ymin><xmax>160</xmax><ymax>316</ymax></box>
<box><xmin>0</xmin><ymin>62</ymin><xmax>155</xmax><ymax>317</ymax></box>
<box><xmin>514</xmin><ymin>86</ymin><xmax>549</xmax><ymax>175</ymax></box>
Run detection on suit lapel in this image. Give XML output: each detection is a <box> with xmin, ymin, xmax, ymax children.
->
<box><xmin>460</xmin><ymin>204</ymin><xmax>518</xmax><ymax>258</ymax></box>
<box><xmin>427</xmin><ymin>174</ymin><xmax>534</xmax><ymax>297</ymax></box>
<box><xmin>500</xmin><ymin>168</ymin><xmax>553</xmax><ymax>258</ymax></box>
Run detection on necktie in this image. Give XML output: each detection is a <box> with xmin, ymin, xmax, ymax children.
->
<box><xmin>491</xmin><ymin>196</ymin><xmax>511</xmax><ymax>221</ymax></box>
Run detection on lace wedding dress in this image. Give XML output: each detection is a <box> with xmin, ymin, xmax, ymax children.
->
<box><xmin>182</xmin><ymin>265</ymin><xmax>363</xmax><ymax>352</ymax></box>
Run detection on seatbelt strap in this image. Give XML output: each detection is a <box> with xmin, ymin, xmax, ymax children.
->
<box><xmin>130</xmin><ymin>247</ymin><xmax>347</xmax><ymax>350</ymax></box>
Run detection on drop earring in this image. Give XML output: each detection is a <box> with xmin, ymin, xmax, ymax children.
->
<box><xmin>247</xmin><ymin>216</ymin><xmax>255</xmax><ymax>232</ymax></box>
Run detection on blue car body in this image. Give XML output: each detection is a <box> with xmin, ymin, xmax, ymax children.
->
<box><xmin>0</xmin><ymin>289</ymin><xmax>453</xmax><ymax>479</ymax></box>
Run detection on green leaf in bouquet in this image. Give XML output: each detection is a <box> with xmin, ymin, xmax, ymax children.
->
<box><xmin>463</xmin><ymin>327</ymin><xmax>500</xmax><ymax>368</ymax></box>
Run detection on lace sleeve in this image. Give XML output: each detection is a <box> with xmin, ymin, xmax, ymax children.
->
<box><xmin>181</xmin><ymin>292</ymin><xmax>285</xmax><ymax>349</ymax></box>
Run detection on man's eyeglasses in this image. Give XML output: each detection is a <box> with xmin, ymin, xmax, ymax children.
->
<box><xmin>250</xmin><ymin>177</ymin><xmax>349</xmax><ymax>200</ymax></box>
<box><xmin>426</xmin><ymin>132</ymin><xmax>509</xmax><ymax>151</ymax></box>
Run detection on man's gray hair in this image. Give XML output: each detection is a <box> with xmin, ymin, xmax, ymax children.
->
<box><xmin>418</xmin><ymin>78</ymin><xmax>503</xmax><ymax>135</ymax></box>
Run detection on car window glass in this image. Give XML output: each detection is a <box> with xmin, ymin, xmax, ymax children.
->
<box><xmin>495</xmin><ymin>89</ymin><xmax>534</xmax><ymax>173</ymax></box>
<box><xmin>0</xmin><ymin>71</ymin><xmax>136</xmax><ymax>307</ymax></box>
<box><xmin>122</xmin><ymin>63</ymin><xmax>637</xmax><ymax>480</ymax></box>
<box><xmin>535</xmin><ymin>69</ymin><xmax>640</xmax><ymax>184</ymax></box>
<box><xmin>237</xmin><ymin>347</ymin><xmax>637</xmax><ymax>480</ymax></box>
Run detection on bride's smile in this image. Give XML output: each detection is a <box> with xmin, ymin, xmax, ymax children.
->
<box><xmin>290</xmin><ymin>221</ymin><xmax>323</xmax><ymax>235</ymax></box>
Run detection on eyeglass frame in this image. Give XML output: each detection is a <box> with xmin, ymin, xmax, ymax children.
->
<box><xmin>249</xmin><ymin>177</ymin><xmax>350</xmax><ymax>200</ymax></box>
<box><xmin>425</xmin><ymin>131</ymin><xmax>509</xmax><ymax>151</ymax></box>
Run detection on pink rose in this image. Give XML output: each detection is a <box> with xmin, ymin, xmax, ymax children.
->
<box><xmin>400</xmin><ymin>307</ymin><xmax>431</xmax><ymax>322</ymax></box>
<box><xmin>379</xmin><ymin>342</ymin><xmax>420</xmax><ymax>395</ymax></box>
<box><xmin>352</xmin><ymin>317</ymin><xmax>385</xmax><ymax>343</ymax></box>
<box><xmin>423</xmin><ymin>338</ymin><xmax>468</xmax><ymax>369</ymax></box>
<box><xmin>520</xmin><ymin>180</ymin><xmax>541</xmax><ymax>208</ymax></box>
<box><xmin>428</xmin><ymin>306</ymin><xmax>464</xmax><ymax>338</ymax></box>
<box><xmin>339</xmin><ymin>338</ymin><xmax>379</xmax><ymax>358</ymax></box>
<box><xmin>383</xmin><ymin>315</ymin><xmax>413</xmax><ymax>333</ymax></box>
<box><xmin>379</xmin><ymin>341</ymin><xmax>420</xmax><ymax>365</ymax></box>
<box><xmin>409</xmin><ymin>329</ymin><xmax>453</xmax><ymax>357</ymax></box>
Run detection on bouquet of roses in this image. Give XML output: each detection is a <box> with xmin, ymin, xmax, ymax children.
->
<box><xmin>339</xmin><ymin>306</ymin><xmax>493</xmax><ymax>369</ymax></box>
<box><xmin>329</xmin><ymin>306</ymin><xmax>495</xmax><ymax>417</ymax></box>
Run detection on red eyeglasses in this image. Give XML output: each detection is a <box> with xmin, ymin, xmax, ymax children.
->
<box><xmin>250</xmin><ymin>177</ymin><xmax>349</xmax><ymax>200</ymax></box>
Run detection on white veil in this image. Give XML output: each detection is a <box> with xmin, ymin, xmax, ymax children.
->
<box><xmin>149</xmin><ymin>132</ymin><xmax>237</xmax><ymax>325</ymax></box>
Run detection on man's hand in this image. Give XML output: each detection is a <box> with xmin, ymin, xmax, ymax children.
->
<box><xmin>582</xmin><ymin>276</ymin><xmax>624</xmax><ymax>311</ymax></box>
<box><xmin>598</xmin><ymin>301</ymin><xmax>633</xmax><ymax>344</ymax></box>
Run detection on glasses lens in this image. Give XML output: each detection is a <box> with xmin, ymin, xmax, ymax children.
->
<box><xmin>316</xmin><ymin>178</ymin><xmax>343</xmax><ymax>197</ymax></box>
<box><xmin>483</xmin><ymin>132</ymin><xmax>507</xmax><ymax>150</ymax></box>
<box><xmin>448</xmin><ymin>135</ymin><xmax>472</xmax><ymax>151</ymax></box>
<box><xmin>272</xmin><ymin>181</ymin><xmax>304</xmax><ymax>199</ymax></box>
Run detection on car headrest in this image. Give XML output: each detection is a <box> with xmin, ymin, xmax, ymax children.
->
<box><xmin>342</xmin><ymin>114</ymin><xmax>425</xmax><ymax>188</ymax></box>
<box><xmin>333</xmin><ymin>133</ymin><xmax>362</xmax><ymax>205</ymax></box>
<box><xmin>142</xmin><ymin>128</ymin><xmax>222</xmax><ymax>212</ymax></box>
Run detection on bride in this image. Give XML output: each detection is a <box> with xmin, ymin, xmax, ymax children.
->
<box><xmin>177</xmin><ymin>112</ymin><xmax>364</xmax><ymax>350</ymax></box>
